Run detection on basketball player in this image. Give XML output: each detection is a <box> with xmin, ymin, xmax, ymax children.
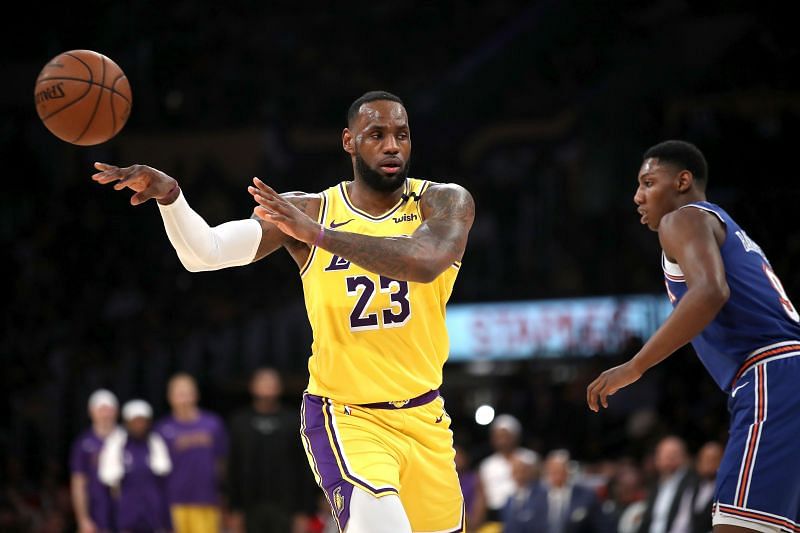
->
<box><xmin>586</xmin><ymin>140</ymin><xmax>800</xmax><ymax>532</ymax></box>
<box><xmin>91</xmin><ymin>91</ymin><xmax>474</xmax><ymax>533</ymax></box>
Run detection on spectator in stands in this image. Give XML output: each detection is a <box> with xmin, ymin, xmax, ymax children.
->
<box><xmin>454</xmin><ymin>443</ymin><xmax>487</xmax><ymax>531</ymax></box>
<box><xmin>99</xmin><ymin>399</ymin><xmax>172</xmax><ymax>533</ymax></box>
<box><xmin>688</xmin><ymin>441</ymin><xmax>723</xmax><ymax>533</ymax></box>
<box><xmin>227</xmin><ymin>367</ymin><xmax>314</xmax><ymax>533</ymax></box>
<box><xmin>636</xmin><ymin>435</ymin><xmax>694</xmax><ymax>533</ymax></box>
<box><xmin>501</xmin><ymin>448</ymin><xmax>540</xmax><ymax>532</ymax></box>
<box><xmin>603</xmin><ymin>458</ymin><xmax>648</xmax><ymax>533</ymax></box>
<box><xmin>479</xmin><ymin>414</ymin><xmax>539</xmax><ymax>527</ymax></box>
<box><xmin>504</xmin><ymin>449</ymin><xmax>606</xmax><ymax>533</ymax></box>
<box><xmin>155</xmin><ymin>373</ymin><xmax>228</xmax><ymax>533</ymax></box>
<box><xmin>69</xmin><ymin>389</ymin><xmax>119</xmax><ymax>533</ymax></box>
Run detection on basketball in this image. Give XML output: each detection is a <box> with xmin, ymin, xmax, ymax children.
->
<box><xmin>34</xmin><ymin>49</ymin><xmax>132</xmax><ymax>146</ymax></box>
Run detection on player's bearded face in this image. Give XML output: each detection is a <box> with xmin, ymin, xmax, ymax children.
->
<box><xmin>356</xmin><ymin>152</ymin><xmax>410</xmax><ymax>192</ymax></box>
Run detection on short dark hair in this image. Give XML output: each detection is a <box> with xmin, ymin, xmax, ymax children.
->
<box><xmin>643</xmin><ymin>140</ymin><xmax>708</xmax><ymax>185</ymax></box>
<box><xmin>347</xmin><ymin>90</ymin><xmax>404</xmax><ymax>126</ymax></box>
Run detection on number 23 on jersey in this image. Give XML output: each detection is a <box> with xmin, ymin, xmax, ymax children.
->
<box><xmin>346</xmin><ymin>275</ymin><xmax>411</xmax><ymax>331</ymax></box>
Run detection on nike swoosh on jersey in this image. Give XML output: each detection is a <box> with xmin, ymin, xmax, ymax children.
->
<box><xmin>731</xmin><ymin>381</ymin><xmax>750</xmax><ymax>398</ymax></box>
<box><xmin>330</xmin><ymin>219</ymin><xmax>354</xmax><ymax>228</ymax></box>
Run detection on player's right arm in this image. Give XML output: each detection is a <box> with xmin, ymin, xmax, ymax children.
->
<box><xmin>586</xmin><ymin>207</ymin><xmax>729</xmax><ymax>412</ymax></box>
<box><xmin>91</xmin><ymin>163</ymin><xmax>319</xmax><ymax>271</ymax></box>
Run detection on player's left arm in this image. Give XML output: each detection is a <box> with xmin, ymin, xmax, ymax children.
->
<box><xmin>587</xmin><ymin>208</ymin><xmax>729</xmax><ymax>411</ymax></box>
<box><xmin>249</xmin><ymin>179</ymin><xmax>474</xmax><ymax>282</ymax></box>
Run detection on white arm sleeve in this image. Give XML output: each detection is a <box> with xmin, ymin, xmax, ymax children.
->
<box><xmin>157</xmin><ymin>190</ymin><xmax>263</xmax><ymax>272</ymax></box>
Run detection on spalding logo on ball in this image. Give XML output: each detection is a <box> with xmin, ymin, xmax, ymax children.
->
<box><xmin>34</xmin><ymin>49</ymin><xmax>132</xmax><ymax>146</ymax></box>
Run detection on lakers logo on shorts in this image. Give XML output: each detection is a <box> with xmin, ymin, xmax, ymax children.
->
<box><xmin>333</xmin><ymin>486</ymin><xmax>345</xmax><ymax>515</ymax></box>
<box><xmin>389</xmin><ymin>399</ymin><xmax>410</xmax><ymax>408</ymax></box>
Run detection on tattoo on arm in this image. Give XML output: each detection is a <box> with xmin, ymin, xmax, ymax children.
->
<box><xmin>320</xmin><ymin>184</ymin><xmax>474</xmax><ymax>282</ymax></box>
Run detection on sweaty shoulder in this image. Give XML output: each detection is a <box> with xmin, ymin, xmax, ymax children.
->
<box><xmin>420</xmin><ymin>182</ymin><xmax>475</xmax><ymax>223</ymax></box>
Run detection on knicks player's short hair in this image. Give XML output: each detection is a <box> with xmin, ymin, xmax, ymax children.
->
<box><xmin>644</xmin><ymin>140</ymin><xmax>708</xmax><ymax>187</ymax></box>
<box><xmin>347</xmin><ymin>91</ymin><xmax>404</xmax><ymax>126</ymax></box>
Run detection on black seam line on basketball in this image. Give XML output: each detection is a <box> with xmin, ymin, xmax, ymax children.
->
<box><xmin>38</xmin><ymin>52</ymin><xmax>96</xmax><ymax>121</ymax></box>
<box><xmin>40</xmin><ymin>82</ymin><xmax>94</xmax><ymax>121</ymax></box>
<box><xmin>36</xmin><ymin>77</ymin><xmax>131</xmax><ymax>105</ymax></box>
<box><xmin>73</xmin><ymin>55</ymin><xmax>106</xmax><ymax>144</ymax></box>
<box><xmin>103</xmin><ymin>63</ymin><xmax>117</xmax><ymax>137</ymax></box>
<box><xmin>110</xmin><ymin>77</ymin><xmax>117</xmax><ymax>135</ymax></box>
<box><xmin>64</xmin><ymin>52</ymin><xmax>93</xmax><ymax>84</ymax></box>
<box><xmin>110</xmin><ymin>73</ymin><xmax>129</xmax><ymax>134</ymax></box>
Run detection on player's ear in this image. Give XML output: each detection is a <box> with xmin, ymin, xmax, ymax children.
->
<box><xmin>342</xmin><ymin>128</ymin><xmax>355</xmax><ymax>155</ymax></box>
<box><xmin>676</xmin><ymin>170</ymin><xmax>693</xmax><ymax>192</ymax></box>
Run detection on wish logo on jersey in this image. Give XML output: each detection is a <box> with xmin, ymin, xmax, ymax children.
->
<box><xmin>393</xmin><ymin>213</ymin><xmax>418</xmax><ymax>224</ymax></box>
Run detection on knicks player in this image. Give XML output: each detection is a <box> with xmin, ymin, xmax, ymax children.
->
<box><xmin>91</xmin><ymin>91</ymin><xmax>474</xmax><ymax>533</ymax></box>
<box><xmin>587</xmin><ymin>140</ymin><xmax>800</xmax><ymax>532</ymax></box>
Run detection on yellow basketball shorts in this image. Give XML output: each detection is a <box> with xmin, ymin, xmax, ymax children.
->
<box><xmin>300</xmin><ymin>390</ymin><xmax>465</xmax><ymax>532</ymax></box>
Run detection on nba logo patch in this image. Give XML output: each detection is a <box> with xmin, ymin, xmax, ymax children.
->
<box><xmin>333</xmin><ymin>486</ymin><xmax>345</xmax><ymax>515</ymax></box>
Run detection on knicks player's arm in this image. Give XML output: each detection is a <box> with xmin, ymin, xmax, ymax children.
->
<box><xmin>587</xmin><ymin>207</ymin><xmax>729</xmax><ymax>411</ymax></box>
<box><xmin>91</xmin><ymin>163</ymin><xmax>320</xmax><ymax>270</ymax></box>
<box><xmin>249</xmin><ymin>178</ymin><xmax>475</xmax><ymax>282</ymax></box>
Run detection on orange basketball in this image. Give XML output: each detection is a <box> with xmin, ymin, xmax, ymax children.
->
<box><xmin>34</xmin><ymin>49</ymin><xmax>132</xmax><ymax>146</ymax></box>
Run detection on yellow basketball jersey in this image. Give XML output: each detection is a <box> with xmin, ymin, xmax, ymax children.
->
<box><xmin>300</xmin><ymin>178</ymin><xmax>460</xmax><ymax>404</ymax></box>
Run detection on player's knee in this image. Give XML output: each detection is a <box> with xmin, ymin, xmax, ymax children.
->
<box><xmin>345</xmin><ymin>487</ymin><xmax>411</xmax><ymax>533</ymax></box>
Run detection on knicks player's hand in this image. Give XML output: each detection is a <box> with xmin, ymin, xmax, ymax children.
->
<box><xmin>586</xmin><ymin>361</ymin><xmax>643</xmax><ymax>412</ymax></box>
<box><xmin>92</xmin><ymin>163</ymin><xmax>179</xmax><ymax>206</ymax></box>
<box><xmin>248</xmin><ymin>177</ymin><xmax>320</xmax><ymax>243</ymax></box>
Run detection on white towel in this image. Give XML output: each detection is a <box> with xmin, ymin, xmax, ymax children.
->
<box><xmin>98</xmin><ymin>427</ymin><xmax>172</xmax><ymax>486</ymax></box>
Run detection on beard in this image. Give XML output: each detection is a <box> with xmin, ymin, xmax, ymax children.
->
<box><xmin>355</xmin><ymin>153</ymin><xmax>410</xmax><ymax>192</ymax></box>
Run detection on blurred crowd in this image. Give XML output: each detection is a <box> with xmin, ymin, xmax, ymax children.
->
<box><xmin>1</xmin><ymin>369</ymin><xmax>726</xmax><ymax>533</ymax></box>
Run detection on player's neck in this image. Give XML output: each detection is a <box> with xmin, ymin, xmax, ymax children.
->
<box><xmin>676</xmin><ymin>190</ymin><xmax>707</xmax><ymax>208</ymax></box>
<box><xmin>347</xmin><ymin>180</ymin><xmax>406</xmax><ymax>216</ymax></box>
<box><xmin>172</xmin><ymin>406</ymin><xmax>199</xmax><ymax>422</ymax></box>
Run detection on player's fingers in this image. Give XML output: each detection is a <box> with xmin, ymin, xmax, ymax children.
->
<box><xmin>249</xmin><ymin>191</ymin><xmax>273</xmax><ymax>208</ymax></box>
<box><xmin>586</xmin><ymin>380</ymin><xmax>599</xmax><ymax>412</ymax></box>
<box><xmin>250</xmin><ymin>191</ymin><xmax>293</xmax><ymax>214</ymax></box>
<box><xmin>247</xmin><ymin>186</ymin><xmax>272</xmax><ymax>201</ymax></box>
<box><xmin>94</xmin><ymin>162</ymin><xmax>116</xmax><ymax>171</ymax></box>
<box><xmin>600</xmin><ymin>391</ymin><xmax>609</xmax><ymax>409</ymax></box>
<box><xmin>255</xmin><ymin>206</ymin><xmax>285</xmax><ymax>223</ymax></box>
<box><xmin>92</xmin><ymin>172</ymin><xmax>121</xmax><ymax>184</ymax></box>
<box><xmin>112</xmin><ymin>167</ymin><xmax>144</xmax><ymax>190</ymax></box>
<box><xmin>253</xmin><ymin>177</ymin><xmax>280</xmax><ymax>196</ymax></box>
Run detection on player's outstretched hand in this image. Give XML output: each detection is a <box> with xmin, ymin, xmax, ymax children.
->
<box><xmin>92</xmin><ymin>163</ymin><xmax>179</xmax><ymax>206</ymax></box>
<box><xmin>248</xmin><ymin>177</ymin><xmax>320</xmax><ymax>243</ymax></box>
<box><xmin>586</xmin><ymin>361</ymin><xmax>643</xmax><ymax>412</ymax></box>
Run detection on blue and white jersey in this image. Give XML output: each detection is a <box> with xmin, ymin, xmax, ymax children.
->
<box><xmin>662</xmin><ymin>201</ymin><xmax>800</xmax><ymax>392</ymax></box>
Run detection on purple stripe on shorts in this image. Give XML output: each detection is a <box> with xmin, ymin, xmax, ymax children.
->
<box><xmin>302</xmin><ymin>393</ymin><xmax>400</xmax><ymax>529</ymax></box>
<box><xmin>358</xmin><ymin>389</ymin><xmax>440</xmax><ymax>410</ymax></box>
<box><xmin>321</xmin><ymin>398</ymin><xmax>397</xmax><ymax>495</ymax></box>
<box><xmin>302</xmin><ymin>394</ymin><xmax>354</xmax><ymax>530</ymax></box>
